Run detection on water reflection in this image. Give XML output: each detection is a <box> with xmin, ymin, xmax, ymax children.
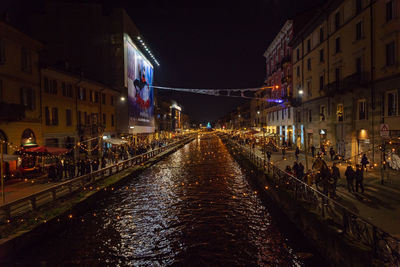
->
<box><xmin>10</xmin><ymin>133</ymin><xmax>324</xmax><ymax>266</ymax></box>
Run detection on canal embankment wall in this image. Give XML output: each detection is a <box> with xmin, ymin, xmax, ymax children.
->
<box><xmin>0</xmin><ymin>137</ymin><xmax>196</xmax><ymax>261</ymax></box>
<box><xmin>222</xmin><ymin>137</ymin><xmax>378</xmax><ymax>267</ymax></box>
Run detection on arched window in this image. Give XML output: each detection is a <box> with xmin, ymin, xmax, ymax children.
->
<box><xmin>0</xmin><ymin>130</ymin><xmax>7</xmax><ymax>154</ymax></box>
<box><xmin>21</xmin><ymin>128</ymin><xmax>36</xmax><ymax>147</ymax></box>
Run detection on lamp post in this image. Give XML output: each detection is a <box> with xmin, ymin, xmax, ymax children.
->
<box><xmin>299</xmin><ymin>89</ymin><xmax>309</xmax><ymax>172</ymax></box>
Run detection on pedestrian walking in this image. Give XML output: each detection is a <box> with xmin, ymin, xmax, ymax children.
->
<box><xmin>85</xmin><ymin>159</ymin><xmax>91</xmax><ymax>174</ymax></box>
<box><xmin>266</xmin><ymin>151</ymin><xmax>271</xmax><ymax>162</ymax></box>
<box><xmin>295</xmin><ymin>147</ymin><xmax>300</xmax><ymax>161</ymax></box>
<box><xmin>345</xmin><ymin>165</ymin><xmax>355</xmax><ymax>192</ymax></box>
<box><xmin>311</xmin><ymin>145</ymin><xmax>316</xmax><ymax>158</ymax></box>
<box><xmin>285</xmin><ymin>165</ymin><xmax>292</xmax><ymax>175</ymax></box>
<box><xmin>355</xmin><ymin>164</ymin><xmax>364</xmax><ymax>193</ymax></box>
<box><xmin>63</xmin><ymin>159</ymin><xmax>69</xmax><ymax>179</ymax></box>
<box><xmin>321</xmin><ymin>145</ymin><xmax>326</xmax><ymax>156</ymax></box>
<box><xmin>282</xmin><ymin>146</ymin><xmax>286</xmax><ymax>159</ymax></box>
<box><xmin>293</xmin><ymin>162</ymin><xmax>299</xmax><ymax>178</ymax></box>
<box><xmin>68</xmin><ymin>160</ymin><xmax>75</xmax><ymax>178</ymax></box>
<box><xmin>319</xmin><ymin>166</ymin><xmax>330</xmax><ymax>196</ymax></box>
<box><xmin>101</xmin><ymin>156</ymin><xmax>106</xmax><ymax>168</ymax></box>
<box><xmin>331</xmin><ymin>163</ymin><xmax>340</xmax><ymax>197</ymax></box>
<box><xmin>330</xmin><ymin>147</ymin><xmax>335</xmax><ymax>161</ymax></box>
<box><xmin>361</xmin><ymin>154</ymin><xmax>369</xmax><ymax>172</ymax></box>
<box><xmin>298</xmin><ymin>163</ymin><xmax>305</xmax><ymax>181</ymax></box>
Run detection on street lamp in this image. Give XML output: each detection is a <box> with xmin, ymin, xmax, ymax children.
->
<box><xmin>298</xmin><ymin>88</ymin><xmax>309</xmax><ymax>172</ymax></box>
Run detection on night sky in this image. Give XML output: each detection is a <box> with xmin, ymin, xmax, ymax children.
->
<box><xmin>2</xmin><ymin>0</ymin><xmax>325</xmax><ymax>123</ymax></box>
<box><xmin>123</xmin><ymin>0</ymin><xmax>325</xmax><ymax>123</ymax></box>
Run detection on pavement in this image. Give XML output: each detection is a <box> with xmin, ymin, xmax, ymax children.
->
<box><xmin>249</xmin><ymin>145</ymin><xmax>400</xmax><ymax>237</ymax></box>
<box><xmin>0</xmin><ymin>140</ymin><xmax>184</xmax><ymax>206</ymax></box>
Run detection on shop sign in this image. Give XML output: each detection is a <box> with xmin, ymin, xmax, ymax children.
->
<box><xmin>380</xmin><ymin>124</ymin><xmax>389</xmax><ymax>138</ymax></box>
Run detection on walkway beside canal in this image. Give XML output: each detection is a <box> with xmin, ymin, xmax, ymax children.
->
<box><xmin>250</xmin><ymin>145</ymin><xmax>400</xmax><ymax>237</ymax></box>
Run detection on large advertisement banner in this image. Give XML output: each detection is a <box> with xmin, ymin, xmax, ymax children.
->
<box><xmin>126</xmin><ymin>37</ymin><xmax>154</xmax><ymax>130</ymax></box>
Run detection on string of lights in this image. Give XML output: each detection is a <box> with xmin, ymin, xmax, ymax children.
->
<box><xmin>151</xmin><ymin>85</ymin><xmax>284</xmax><ymax>103</ymax></box>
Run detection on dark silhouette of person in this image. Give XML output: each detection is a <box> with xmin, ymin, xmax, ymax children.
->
<box><xmin>345</xmin><ymin>165</ymin><xmax>355</xmax><ymax>193</ymax></box>
<box><xmin>355</xmin><ymin>164</ymin><xmax>364</xmax><ymax>193</ymax></box>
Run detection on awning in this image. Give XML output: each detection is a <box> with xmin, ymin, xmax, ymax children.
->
<box><xmin>104</xmin><ymin>138</ymin><xmax>128</xmax><ymax>145</ymax></box>
<box><xmin>1</xmin><ymin>154</ymin><xmax>19</xmax><ymax>162</ymax></box>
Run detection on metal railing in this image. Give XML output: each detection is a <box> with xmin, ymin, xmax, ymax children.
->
<box><xmin>223</xmin><ymin>136</ymin><xmax>400</xmax><ymax>266</ymax></box>
<box><xmin>0</xmin><ymin>136</ymin><xmax>194</xmax><ymax>222</ymax></box>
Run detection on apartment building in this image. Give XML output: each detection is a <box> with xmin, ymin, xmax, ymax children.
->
<box><xmin>291</xmin><ymin>0</ymin><xmax>399</xmax><ymax>162</ymax></box>
<box><xmin>0</xmin><ymin>21</ymin><xmax>43</xmax><ymax>154</ymax></box>
<box><xmin>40</xmin><ymin>67</ymin><xmax>119</xmax><ymax>151</ymax></box>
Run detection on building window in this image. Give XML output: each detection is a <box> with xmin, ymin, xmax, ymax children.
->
<box><xmin>296</xmin><ymin>48</ymin><xmax>300</xmax><ymax>61</ymax></box>
<box><xmin>282</xmin><ymin>109</ymin><xmax>285</xmax><ymax>119</ymax></box>
<box><xmin>110</xmin><ymin>96</ymin><xmax>114</xmax><ymax>106</ymax></box>
<box><xmin>387</xmin><ymin>91</ymin><xmax>398</xmax><ymax>116</ymax></box>
<box><xmin>45</xmin><ymin>106</ymin><xmax>50</xmax><ymax>125</ymax></box>
<box><xmin>89</xmin><ymin>90</ymin><xmax>94</xmax><ymax>102</ymax></box>
<box><xmin>44</xmin><ymin>77</ymin><xmax>49</xmax><ymax>93</ymax></box>
<box><xmin>78</xmin><ymin>111</ymin><xmax>82</xmax><ymax>125</ymax></box>
<box><xmin>0</xmin><ymin>79</ymin><xmax>3</xmax><ymax>102</ymax></box>
<box><xmin>355</xmin><ymin>21</ymin><xmax>362</xmax><ymax>40</ymax></box>
<box><xmin>95</xmin><ymin>91</ymin><xmax>99</xmax><ymax>103</ymax></box>
<box><xmin>78</xmin><ymin>87</ymin><xmax>86</xmax><ymax>101</ymax></box>
<box><xmin>320</xmin><ymin>105</ymin><xmax>326</xmax><ymax>121</ymax></box>
<box><xmin>308</xmin><ymin>109</ymin><xmax>312</xmax><ymax>122</ymax></box>
<box><xmin>296</xmin><ymin>66</ymin><xmax>300</xmax><ymax>77</ymax></box>
<box><xmin>20</xmin><ymin>87</ymin><xmax>35</xmax><ymax>110</ymax></box>
<box><xmin>52</xmin><ymin>107</ymin><xmax>58</xmax><ymax>125</ymax></box>
<box><xmin>21</xmin><ymin>47</ymin><xmax>32</xmax><ymax>73</ymax></box>
<box><xmin>337</xmin><ymin>104</ymin><xmax>344</xmax><ymax>121</ymax></box>
<box><xmin>335</xmin><ymin>37</ymin><xmax>341</xmax><ymax>53</ymax></box>
<box><xmin>356</xmin><ymin>57</ymin><xmax>362</xmax><ymax>73</ymax></box>
<box><xmin>319</xmin><ymin>75</ymin><xmax>324</xmax><ymax>91</ymax></box>
<box><xmin>307</xmin><ymin>80</ymin><xmax>312</xmax><ymax>97</ymax></box>
<box><xmin>335</xmin><ymin>12</ymin><xmax>340</xmax><ymax>31</ymax></box>
<box><xmin>297</xmin><ymin>111</ymin><xmax>301</xmax><ymax>123</ymax></box>
<box><xmin>84</xmin><ymin>112</ymin><xmax>89</xmax><ymax>125</ymax></box>
<box><xmin>358</xmin><ymin>99</ymin><xmax>366</xmax><ymax>120</ymax></box>
<box><xmin>62</xmin><ymin>82</ymin><xmax>73</xmax><ymax>97</ymax></box>
<box><xmin>356</xmin><ymin>0</ymin><xmax>362</xmax><ymax>13</ymax></box>
<box><xmin>102</xmin><ymin>93</ymin><xmax>106</xmax><ymax>105</ymax></box>
<box><xmin>319</xmin><ymin>49</ymin><xmax>324</xmax><ymax>63</ymax></box>
<box><xmin>320</xmin><ymin>28</ymin><xmax>324</xmax><ymax>43</ymax></box>
<box><xmin>111</xmin><ymin>114</ymin><xmax>115</xmax><ymax>127</ymax></box>
<box><xmin>335</xmin><ymin>67</ymin><xmax>341</xmax><ymax>83</ymax></box>
<box><xmin>288</xmin><ymin>108</ymin><xmax>291</xmax><ymax>119</ymax></box>
<box><xmin>0</xmin><ymin>39</ymin><xmax>5</xmax><ymax>64</ymax></box>
<box><xmin>386</xmin><ymin>41</ymin><xmax>395</xmax><ymax>66</ymax></box>
<box><xmin>307</xmin><ymin>58</ymin><xmax>311</xmax><ymax>71</ymax></box>
<box><xmin>66</xmin><ymin>109</ymin><xmax>72</xmax><ymax>126</ymax></box>
<box><xmin>44</xmin><ymin>79</ymin><xmax>57</xmax><ymax>95</ymax></box>
<box><xmin>307</xmin><ymin>39</ymin><xmax>311</xmax><ymax>53</ymax></box>
<box><xmin>277</xmin><ymin>111</ymin><xmax>279</xmax><ymax>120</ymax></box>
<box><xmin>103</xmin><ymin>113</ymin><xmax>106</xmax><ymax>125</ymax></box>
<box><xmin>386</xmin><ymin>0</ymin><xmax>393</xmax><ymax>22</ymax></box>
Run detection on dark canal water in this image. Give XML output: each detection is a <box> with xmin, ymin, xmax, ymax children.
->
<box><xmin>10</xmin><ymin>134</ymin><xmax>326</xmax><ymax>266</ymax></box>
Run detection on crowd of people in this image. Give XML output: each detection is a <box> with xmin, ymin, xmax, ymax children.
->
<box><xmin>46</xmin><ymin>138</ymin><xmax>175</xmax><ymax>182</ymax></box>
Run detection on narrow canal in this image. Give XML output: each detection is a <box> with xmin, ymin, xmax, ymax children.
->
<box><xmin>11</xmin><ymin>133</ymin><xmax>326</xmax><ymax>266</ymax></box>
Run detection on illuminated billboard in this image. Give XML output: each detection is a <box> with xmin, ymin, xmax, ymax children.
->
<box><xmin>125</xmin><ymin>35</ymin><xmax>154</xmax><ymax>132</ymax></box>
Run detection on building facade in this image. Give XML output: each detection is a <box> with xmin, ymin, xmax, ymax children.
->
<box><xmin>26</xmin><ymin>1</ymin><xmax>158</xmax><ymax>136</ymax></box>
<box><xmin>40</xmin><ymin>67</ymin><xmax>118</xmax><ymax>152</ymax></box>
<box><xmin>291</xmin><ymin>0</ymin><xmax>400</xmax><ymax>163</ymax></box>
<box><xmin>0</xmin><ymin>21</ymin><xmax>43</xmax><ymax>154</ymax></box>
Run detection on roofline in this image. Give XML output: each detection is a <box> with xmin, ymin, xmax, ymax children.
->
<box><xmin>263</xmin><ymin>20</ymin><xmax>293</xmax><ymax>58</ymax></box>
<box><xmin>41</xmin><ymin>66</ymin><xmax>119</xmax><ymax>93</ymax></box>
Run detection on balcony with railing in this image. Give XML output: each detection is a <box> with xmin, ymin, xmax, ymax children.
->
<box><xmin>324</xmin><ymin>72</ymin><xmax>370</xmax><ymax>96</ymax></box>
